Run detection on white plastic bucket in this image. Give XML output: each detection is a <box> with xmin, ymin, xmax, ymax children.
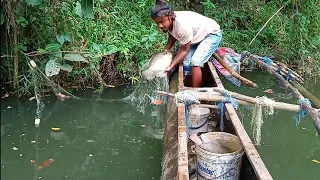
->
<box><xmin>188</xmin><ymin>107</ymin><xmax>210</xmax><ymax>136</ymax></box>
<box><xmin>195</xmin><ymin>132</ymin><xmax>244</xmax><ymax>180</ymax></box>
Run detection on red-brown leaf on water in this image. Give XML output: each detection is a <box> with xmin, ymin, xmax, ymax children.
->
<box><xmin>57</xmin><ymin>93</ymin><xmax>70</xmax><ymax>101</ymax></box>
<box><xmin>1</xmin><ymin>93</ymin><xmax>9</xmax><ymax>98</ymax></box>
<box><xmin>43</xmin><ymin>159</ymin><xmax>54</xmax><ymax>167</ymax></box>
<box><xmin>152</xmin><ymin>99</ymin><xmax>163</xmax><ymax>105</ymax></box>
<box><xmin>263</xmin><ymin>89</ymin><xmax>274</xmax><ymax>94</ymax></box>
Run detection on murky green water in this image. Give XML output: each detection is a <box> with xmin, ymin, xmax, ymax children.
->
<box><xmin>1</xmin><ymin>70</ymin><xmax>319</xmax><ymax>180</ymax></box>
<box><xmin>223</xmin><ymin>70</ymin><xmax>320</xmax><ymax>180</ymax></box>
<box><xmin>1</xmin><ymin>86</ymin><xmax>164</xmax><ymax>180</ymax></box>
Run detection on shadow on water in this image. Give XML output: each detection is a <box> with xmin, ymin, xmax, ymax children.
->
<box><xmin>1</xmin><ymin>84</ymin><xmax>166</xmax><ymax>180</ymax></box>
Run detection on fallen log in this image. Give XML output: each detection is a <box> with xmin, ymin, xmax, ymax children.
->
<box><xmin>212</xmin><ymin>52</ymin><xmax>258</xmax><ymax>88</ymax></box>
<box><xmin>155</xmin><ymin>90</ymin><xmax>320</xmax><ymax>113</ymax></box>
<box><xmin>291</xmin><ymin>81</ymin><xmax>320</xmax><ymax>108</ymax></box>
<box><xmin>244</xmin><ymin>51</ymin><xmax>320</xmax><ymax>135</ymax></box>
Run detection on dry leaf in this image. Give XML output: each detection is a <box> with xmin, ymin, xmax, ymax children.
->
<box><xmin>43</xmin><ymin>159</ymin><xmax>54</xmax><ymax>167</ymax></box>
<box><xmin>152</xmin><ymin>99</ymin><xmax>163</xmax><ymax>105</ymax></box>
<box><xmin>312</xmin><ymin>159</ymin><xmax>320</xmax><ymax>164</ymax></box>
<box><xmin>37</xmin><ymin>166</ymin><xmax>44</xmax><ymax>170</ymax></box>
<box><xmin>51</xmin><ymin>127</ymin><xmax>61</xmax><ymax>131</ymax></box>
<box><xmin>263</xmin><ymin>89</ymin><xmax>274</xmax><ymax>94</ymax></box>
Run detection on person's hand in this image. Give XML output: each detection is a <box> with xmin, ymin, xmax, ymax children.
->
<box><xmin>165</xmin><ymin>66</ymin><xmax>172</xmax><ymax>72</ymax></box>
<box><xmin>163</xmin><ymin>49</ymin><xmax>170</xmax><ymax>54</ymax></box>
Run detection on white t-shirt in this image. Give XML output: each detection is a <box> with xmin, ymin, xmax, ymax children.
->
<box><xmin>169</xmin><ymin>11</ymin><xmax>221</xmax><ymax>45</ymax></box>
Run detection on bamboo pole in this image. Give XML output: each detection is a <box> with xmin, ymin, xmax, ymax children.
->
<box><xmin>269</xmin><ymin>65</ymin><xmax>304</xmax><ymax>84</ymax></box>
<box><xmin>212</xmin><ymin>52</ymin><xmax>258</xmax><ymax>88</ymax></box>
<box><xmin>155</xmin><ymin>90</ymin><xmax>320</xmax><ymax>113</ymax></box>
<box><xmin>244</xmin><ymin>51</ymin><xmax>320</xmax><ymax>135</ymax></box>
<box><xmin>291</xmin><ymin>81</ymin><xmax>320</xmax><ymax>108</ymax></box>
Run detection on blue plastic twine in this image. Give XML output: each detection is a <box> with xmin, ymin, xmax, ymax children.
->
<box><xmin>285</xmin><ymin>70</ymin><xmax>293</xmax><ymax>82</ymax></box>
<box><xmin>218</xmin><ymin>91</ymin><xmax>238</xmax><ymax>131</ymax></box>
<box><xmin>295</xmin><ymin>98</ymin><xmax>312</xmax><ymax>127</ymax></box>
<box><xmin>261</xmin><ymin>56</ymin><xmax>273</xmax><ymax>66</ymax></box>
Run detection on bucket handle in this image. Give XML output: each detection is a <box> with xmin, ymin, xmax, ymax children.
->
<box><xmin>199</xmin><ymin>151</ymin><xmax>244</xmax><ymax>179</ymax></box>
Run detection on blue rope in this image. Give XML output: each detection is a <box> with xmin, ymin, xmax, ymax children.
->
<box><xmin>276</xmin><ymin>66</ymin><xmax>282</xmax><ymax>74</ymax></box>
<box><xmin>250</xmin><ymin>60</ymin><xmax>255</xmax><ymax>70</ymax></box>
<box><xmin>285</xmin><ymin>70</ymin><xmax>293</xmax><ymax>82</ymax></box>
<box><xmin>261</xmin><ymin>56</ymin><xmax>273</xmax><ymax>66</ymax></box>
<box><xmin>218</xmin><ymin>91</ymin><xmax>239</xmax><ymax>131</ymax></box>
<box><xmin>179</xmin><ymin>90</ymin><xmax>198</xmax><ymax>138</ymax></box>
<box><xmin>294</xmin><ymin>98</ymin><xmax>312</xmax><ymax>127</ymax></box>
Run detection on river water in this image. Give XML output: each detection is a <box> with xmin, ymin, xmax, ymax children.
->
<box><xmin>1</xmin><ymin>71</ymin><xmax>319</xmax><ymax>180</ymax></box>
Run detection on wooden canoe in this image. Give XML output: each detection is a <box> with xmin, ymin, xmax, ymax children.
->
<box><xmin>161</xmin><ymin>62</ymin><xmax>273</xmax><ymax>180</ymax></box>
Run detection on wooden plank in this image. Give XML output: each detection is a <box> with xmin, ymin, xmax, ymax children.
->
<box><xmin>208</xmin><ymin>62</ymin><xmax>273</xmax><ymax>180</ymax></box>
<box><xmin>177</xmin><ymin>64</ymin><xmax>189</xmax><ymax>180</ymax></box>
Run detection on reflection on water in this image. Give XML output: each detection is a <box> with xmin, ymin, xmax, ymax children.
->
<box><xmin>1</xmin><ymin>86</ymin><xmax>165</xmax><ymax>180</ymax></box>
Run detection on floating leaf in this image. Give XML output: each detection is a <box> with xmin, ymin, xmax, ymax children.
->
<box><xmin>64</xmin><ymin>54</ymin><xmax>88</xmax><ymax>62</ymax></box>
<box><xmin>56</xmin><ymin>35</ymin><xmax>65</xmax><ymax>46</ymax></box>
<box><xmin>43</xmin><ymin>159</ymin><xmax>54</xmax><ymax>167</ymax></box>
<box><xmin>80</xmin><ymin>0</ymin><xmax>94</xmax><ymax>19</ymax></box>
<box><xmin>45</xmin><ymin>43</ymin><xmax>61</xmax><ymax>52</ymax></box>
<box><xmin>45</xmin><ymin>59</ymin><xmax>60</xmax><ymax>77</ymax></box>
<box><xmin>312</xmin><ymin>159</ymin><xmax>320</xmax><ymax>164</ymax></box>
<box><xmin>140</xmin><ymin>125</ymin><xmax>147</xmax><ymax>128</ymax></box>
<box><xmin>60</xmin><ymin>64</ymin><xmax>73</xmax><ymax>72</ymax></box>
<box><xmin>51</xmin><ymin>127</ymin><xmax>61</xmax><ymax>131</ymax></box>
<box><xmin>263</xmin><ymin>89</ymin><xmax>274</xmax><ymax>94</ymax></box>
<box><xmin>74</xmin><ymin>1</ymin><xmax>83</xmax><ymax>17</ymax></box>
<box><xmin>25</xmin><ymin>0</ymin><xmax>44</xmax><ymax>6</ymax></box>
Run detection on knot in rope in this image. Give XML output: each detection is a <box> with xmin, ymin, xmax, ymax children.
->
<box><xmin>295</xmin><ymin>98</ymin><xmax>311</xmax><ymax>126</ymax></box>
<box><xmin>175</xmin><ymin>90</ymin><xmax>199</xmax><ymax>106</ymax></box>
<box><xmin>285</xmin><ymin>70</ymin><xmax>293</xmax><ymax>82</ymax></box>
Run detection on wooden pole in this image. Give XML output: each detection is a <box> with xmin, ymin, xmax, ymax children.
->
<box><xmin>212</xmin><ymin>52</ymin><xmax>258</xmax><ymax>88</ymax></box>
<box><xmin>155</xmin><ymin>90</ymin><xmax>320</xmax><ymax>113</ymax></box>
<box><xmin>291</xmin><ymin>81</ymin><xmax>320</xmax><ymax>108</ymax></box>
<box><xmin>244</xmin><ymin>51</ymin><xmax>320</xmax><ymax>135</ymax></box>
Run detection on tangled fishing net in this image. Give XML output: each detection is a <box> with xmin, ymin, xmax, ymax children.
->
<box><xmin>251</xmin><ymin>96</ymin><xmax>274</xmax><ymax>145</ymax></box>
<box><xmin>123</xmin><ymin>51</ymin><xmax>173</xmax><ymax>114</ymax></box>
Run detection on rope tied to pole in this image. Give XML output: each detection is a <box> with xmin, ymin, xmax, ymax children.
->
<box><xmin>218</xmin><ymin>90</ymin><xmax>239</xmax><ymax>131</ymax></box>
<box><xmin>295</xmin><ymin>98</ymin><xmax>312</xmax><ymax>127</ymax></box>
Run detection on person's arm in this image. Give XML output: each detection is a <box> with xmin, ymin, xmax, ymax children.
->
<box><xmin>163</xmin><ymin>35</ymin><xmax>177</xmax><ymax>52</ymax></box>
<box><xmin>165</xmin><ymin>41</ymin><xmax>191</xmax><ymax>71</ymax></box>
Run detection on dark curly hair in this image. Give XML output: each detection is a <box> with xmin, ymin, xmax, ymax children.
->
<box><xmin>150</xmin><ymin>0</ymin><xmax>174</xmax><ymax>18</ymax></box>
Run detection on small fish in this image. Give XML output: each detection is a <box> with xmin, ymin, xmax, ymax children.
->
<box><xmin>312</xmin><ymin>159</ymin><xmax>320</xmax><ymax>164</ymax></box>
<box><xmin>141</xmin><ymin>52</ymin><xmax>173</xmax><ymax>80</ymax></box>
<box><xmin>152</xmin><ymin>99</ymin><xmax>163</xmax><ymax>105</ymax></box>
<box><xmin>264</xmin><ymin>89</ymin><xmax>274</xmax><ymax>94</ymax></box>
<box><xmin>1</xmin><ymin>93</ymin><xmax>9</xmax><ymax>98</ymax></box>
<box><xmin>43</xmin><ymin>159</ymin><xmax>54</xmax><ymax>167</ymax></box>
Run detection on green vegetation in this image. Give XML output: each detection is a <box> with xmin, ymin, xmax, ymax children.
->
<box><xmin>1</xmin><ymin>0</ymin><xmax>319</xmax><ymax>96</ymax></box>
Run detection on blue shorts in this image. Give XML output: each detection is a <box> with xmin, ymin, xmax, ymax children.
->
<box><xmin>183</xmin><ymin>32</ymin><xmax>222</xmax><ymax>75</ymax></box>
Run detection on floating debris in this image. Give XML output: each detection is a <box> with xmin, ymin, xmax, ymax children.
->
<box><xmin>1</xmin><ymin>93</ymin><xmax>9</xmax><ymax>98</ymax></box>
<box><xmin>51</xmin><ymin>127</ymin><xmax>61</xmax><ymax>131</ymax></box>
<box><xmin>263</xmin><ymin>89</ymin><xmax>274</xmax><ymax>94</ymax></box>
<box><xmin>12</xmin><ymin>147</ymin><xmax>18</xmax><ymax>151</ymax></box>
<box><xmin>312</xmin><ymin>159</ymin><xmax>320</xmax><ymax>164</ymax></box>
<box><xmin>29</xmin><ymin>97</ymin><xmax>36</xmax><ymax>101</ymax></box>
<box><xmin>35</xmin><ymin>118</ymin><xmax>40</xmax><ymax>127</ymax></box>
